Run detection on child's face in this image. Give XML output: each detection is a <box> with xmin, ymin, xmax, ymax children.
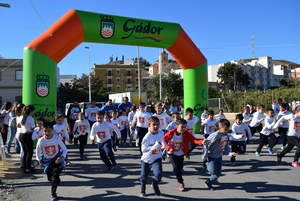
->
<box><xmin>235</xmin><ymin>119</ymin><xmax>242</xmax><ymax>125</ymax></box>
<box><xmin>56</xmin><ymin>117</ymin><xmax>64</xmax><ymax>124</ymax></box>
<box><xmin>185</xmin><ymin>112</ymin><xmax>193</xmax><ymax>120</ymax></box>
<box><xmin>113</xmin><ymin>112</ymin><xmax>118</xmax><ymax>118</ymax></box>
<box><xmin>204</xmin><ymin>110</ymin><xmax>208</xmax><ymax>114</ymax></box>
<box><xmin>44</xmin><ymin>127</ymin><xmax>53</xmax><ymax>138</ymax></box>
<box><xmin>155</xmin><ymin>105</ymin><xmax>162</xmax><ymax>114</ymax></box>
<box><xmin>219</xmin><ymin>124</ymin><xmax>230</xmax><ymax>134</ymax></box>
<box><xmin>96</xmin><ymin>114</ymin><xmax>104</xmax><ymax>122</ymax></box>
<box><xmin>139</xmin><ymin>105</ymin><xmax>145</xmax><ymax>112</ymax></box>
<box><xmin>36</xmin><ymin>120</ymin><xmax>44</xmax><ymax>128</ymax></box>
<box><xmin>104</xmin><ymin>115</ymin><xmax>110</xmax><ymax>122</ymax></box>
<box><xmin>209</xmin><ymin>114</ymin><xmax>214</xmax><ymax>119</ymax></box>
<box><xmin>268</xmin><ymin>111</ymin><xmax>274</xmax><ymax>117</ymax></box>
<box><xmin>79</xmin><ymin>114</ymin><xmax>85</xmax><ymax>120</ymax></box>
<box><xmin>122</xmin><ymin>111</ymin><xmax>126</xmax><ymax>116</ymax></box>
<box><xmin>244</xmin><ymin>108</ymin><xmax>250</xmax><ymax>113</ymax></box>
<box><xmin>295</xmin><ymin>111</ymin><xmax>300</xmax><ymax>118</ymax></box>
<box><xmin>176</xmin><ymin>123</ymin><xmax>187</xmax><ymax>134</ymax></box>
<box><xmin>149</xmin><ymin>122</ymin><xmax>159</xmax><ymax>133</ymax></box>
<box><xmin>172</xmin><ymin>114</ymin><xmax>180</xmax><ymax>122</ymax></box>
<box><xmin>280</xmin><ymin>106</ymin><xmax>286</xmax><ymax>112</ymax></box>
<box><xmin>258</xmin><ymin>107</ymin><xmax>263</xmax><ymax>113</ymax></box>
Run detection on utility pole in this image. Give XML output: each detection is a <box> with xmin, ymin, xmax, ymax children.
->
<box><xmin>159</xmin><ymin>49</ymin><xmax>163</xmax><ymax>101</ymax></box>
<box><xmin>0</xmin><ymin>3</ymin><xmax>10</xmax><ymax>8</ymax></box>
<box><xmin>137</xmin><ymin>47</ymin><xmax>141</xmax><ymax>103</ymax></box>
<box><xmin>84</xmin><ymin>46</ymin><xmax>92</xmax><ymax>102</ymax></box>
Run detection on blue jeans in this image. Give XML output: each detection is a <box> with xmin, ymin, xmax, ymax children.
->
<box><xmin>206</xmin><ymin>157</ymin><xmax>222</xmax><ymax>183</ymax></box>
<box><xmin>140</xmin><ymin>158</ymin><xmax>162</xmax><ymax>185</ymax></box>
<box><xmin>98</xmin><ymin>139</ymin><xmax>116</xmax><ymax>168</ymax></box>
<box><xmin>7</xmin><ymin>127</ymin><xmax>17</xmax><ymax>152</ymax></box>
<box><xmin>120</xmin><ymin>129</ymin><xmax>127</xmax><ymax>144</ymax></box>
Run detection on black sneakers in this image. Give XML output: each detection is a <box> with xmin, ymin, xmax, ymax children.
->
<box><xmin>152</xmin><ymin>182</ymin><xmax>161</xmax><ymax>196</ymax></box>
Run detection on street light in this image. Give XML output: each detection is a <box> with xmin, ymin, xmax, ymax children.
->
<box><xmin>84</xmin><ymin>46</ymin><xmax>92</xmax><ymax>103</ymax></box>
<box><xmin>0</xmin><ymin>3</ymin><xmax>10</xmax><ymax>8</ymax></box>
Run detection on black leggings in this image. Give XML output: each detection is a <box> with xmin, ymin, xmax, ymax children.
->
<box><xmin>19</xmin><ymin>133</ymin><xmax>33</xmax><ymax>170</ymax></box>
<box><xmin>136</xmin><ymin>127</ymin><xmax>148</xmax><ymax>154</ymax></box>
<box><xmin>250</xmin><ymin>124</ymin><xmax>263</xmax><ymax>137</ymax></box>
<box><xmin>78</xmin><ymin>135</ymin><xmax>88</xmax><ymax>155</ymax></box>
<box><xmin>278</xmin><ymin>136</ymin><xmax>300</xmax><ymax>162</ymax></box>
<box><xmin>169</xmin><ymin>155</ymin><xmax>184</xmax><ymax>184</ymax></box>
<box><xmin>0</xmin><ymin>124</ymin><xmax>8</xmax><ymax>145</ymax></box>
<box><xmin>46</xmin><ymin>161</ymin><xmax>63</xmax><ymax>194</ymax></box>
<box><xmin>256</xmin><ymin>133</ymin><xmax>277</xmax><ymax>153</ymax></box>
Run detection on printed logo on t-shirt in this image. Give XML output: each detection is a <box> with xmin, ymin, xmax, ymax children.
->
<box><xmin>44</xmin><ymin>145</ymin><xmax>56</xmax><ymax>157</ymax></box>
<box><xmin>139</xmin><ymin>117</ymin><xmax>145</xmax><ymax>123</ymax></box>
<box><xmin>159</xmin><ymin>119</ymin><xmax>164</xmax><ymax>126</ymax></box>
<box><xmin>219</xmin><ymin>136</ymin><xmax>229</xmax><ymax>149</ymax></box>
<box><xmin>174</xmin><ymin>142</ymin><xmax>182</xmax><ymax>151</ymax></box>
<box><xmin>97</xmin><ymin>131</ymin><xmax>106</xmax><ymax>139</ymax></box>
<box><xmin>208</xmin><ymin>126</ymin><xmax>216</xmax><ymax>132</ymax></box>
<box><xmin>295</xmin><ymin>121</ymin><xmax>300</xmax><ymax>131</ymax></box>
<box><xmin>151</xmin><ymin>149</ymin><xmax>159</xmax><ymax>155</ymax></box>
<box><xmin>91</xmin><ymin>112</ymin><xmax>96</xmax><ymax>118</ymax></box>
<box><xmin>79</xmin><ymin>125</ymin><xmax>86</xmax><ymax>132</ymax></box>
<box><xmin>121</xmin><ymin>120</ymin><xmax>126</xmax><ymax>125</ymax></box>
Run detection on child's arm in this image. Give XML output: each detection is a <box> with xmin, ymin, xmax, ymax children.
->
<box><xmin>58</xmin><ymin>138</ymin><xmax>68</xmax><ymax>159</ymax></box>
<box><xmin>245</xmin><ymin>124</ymin><xmax>252</xmax><ymax>139</ymax></box>
<box><xmin>274</xmin><ymin>114</ymin><xmax>293</xmax><ymax>129</ymax></box>
<box><xmin>36</xmin><ymin>139</ymin><xmax>42</xmax><ymax>163</ymax></box>
<box><xmin>32</xmin><ymin>128</ymin><xmax>38</xmax><ymax>140</ymax></box>
<box><xmin>141</xmin><ymin>136</ymin><xmax>151</xmax><ymax>153</ymax></box>
<box><xmin>110</xmin><ymin>123</ymin><xmax>121</xmax><ymax>139</ymax></box>
<box><xmin>86</xmin><ymin>120</ymin><xmax>91</xmax><ymax>134</ymax></box>
<box><xmin>89</xmin><ymin>124</ymin><xmax>96</xmax><ymax>141</ymax></box>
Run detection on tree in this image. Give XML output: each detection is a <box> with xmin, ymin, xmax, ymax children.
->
<box><xmin>217</xmin><ymin>62</ymin><xmax>250</xmax><ymax>91</ymax></box>
<box><xmin>145</xmin><ymin>72</ymin><xmax>183</xmax><ymax>102</ymax></box>
<box><xmin>133</xmin><ymin>57</ymin><xmax>151</xmax><ymax>67</ymax></box>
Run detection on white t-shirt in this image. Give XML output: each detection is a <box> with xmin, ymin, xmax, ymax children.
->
<box><xmin>141</xmin><ymin>130</ymin><xmax>165</xmax><ymax>163</ymax></box>
<box><xmin>185</xmin><ymin>116</ymin><xmax>199</xmax><ymax>135</ymax></box>
<box><xmin>85</xmin><ymin>107</ymin><xmax>100</xmax><ymax>122</ymax></box>
<box><xmin>73</xmin><ymin>119</ymin><xmax>90</xmax><ymax>135</ymax></box>
<box><xmin>172</xmin><ymin>133</ymin><xmax>184</xmax><ymax>156</ymax></box>
<box><xmin>201</xmin><ymin>113</ymin><xmax>208</xmax><ymax>125</ymax></box>
<box><xmin>231</xmin><ymin>122</ymin><xmax>251</xmax><ymax>141</ymax></box>
<box><xmin>18</xmin><ymin>116</ymin><xmax>35</xmax><ymax>133</ymax></box>
<box><xmin>36</xmin><ymin>135</ymin><xmax>67</xmax><ymax>161</ymax></box>
<box><xmin>166</xmin><ymin>121</ymin><xmax>177</xmax><ymax>131</ymax></box>
<box><xmin>90</xmin><ymin>121</ymin><xmax>120</xmax><ymax>143</ymax></box>
<box><xmin>53</xmin><ymin>124</ymin><xmax>69</xmax><ymax>141</ymax></box>
<box><xmin>215</xmin><ymin>113</ymin><xmax>226</xmax><ymax>121</ymax></box>
<box><xmin>32</xmin><ymin>127</ymin><xmax>45</xmax><ymax>140</ymax></box>
<box><xmin>128</xmin><ymin>111</ymin><xmax>136</xmax><ymax>125</ymax></box>
<box><xmin>203</xmin><ymin>119</ymin><xmax>219</xmax><ymax>135</ymax></box>
<box><xmin>261</xmin><ymin>117</ymin><xmax>276</xmax><ymax>136</ymax></box>
<box><xmin>118</xmin><ymin>116</ymin><xmax>128</xmax><ymax>131</ymax></box>
<box><xmin>249</xmin><ymin>112</ymin><xmax>265</xmax><ymax>127</ymax></box>
<box><xmin>70</xmin><ymin>107</ymin><xmax>81</xmax><ymax>120</ymax></box>
<box><xmin>111</xmin><ymin>118</ymin><xmax>120</xmax><ymax>129</ymax></box>
<box><xmin>133</xmin><ymin>111</ymin><xmax>152</xmax><ymax>128</ymax></box>
<box><xmin>153</xmin><ymin>112</ymin><xmax>172</xmax><ymax>130</ymax></box>
<box><xmin>242</xmin><ymin>113</ymin><xmax>253</xmax><ymax>125</ymax></box>
<box><xmin>0</xmin><ymin>109</ymin><xmax>10</xmax><ymax>125</ymax></box>
<box><xmin>276</xmin><ymin>110</ymin><xmax>292</xmax><ymax>128</ymax></box>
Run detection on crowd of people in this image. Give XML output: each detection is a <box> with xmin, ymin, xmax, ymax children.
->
<box><xmin>0</xmin><ymin>97</ymin><xmax>299</xmax><ymax>200</ymax></box>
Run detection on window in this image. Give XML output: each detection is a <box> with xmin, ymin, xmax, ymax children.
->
<box><xmin>127</xmin><ymin>79</ymin><xmax>131</xmax><ymax>84</ymax></box>
<box><xmin>107</xmin><ymin>70</ymin><xmax>112</xmax><ymax>76</ymax></box>
<box><xmin>15</xmin><ymin>70</ymin><xmax>23</xmax><ymax>81</ymax></box>
<box><xmin>116</xmin><ymin>78</ymin><xmax>120</xmax><ymax>83</ymax></box>
<box><xmin>15</xmin><ymin>96</ymin><xmax>22</xmax><ymax>103</ymax></box>
<box><xmin>116</xmin><ymin>69</ymin><xmax>120</xmax><ymax>74</ymax></box>
<box><xmin>107</xmin><ymin>87</ymin><xmax>112</xmax><ymax>92</ymax></box>
<box><xmin>136</xmin><ymin>70</ymin><xmax>138</xmax><ymax>74</ymax></box>
<box><xmin>0</xmin><ymin>71</ymin><xmax>2</xmax><ymax>80</ymax></box>
<box><xmin>108</xmin><ymin>79</ymin><xmax>112</xmax><ymax>84</ymax></box>
<box><xmin>127</xmin><ymin>70</ymin><xmax>131</xmax><ymax>76</ymax></box>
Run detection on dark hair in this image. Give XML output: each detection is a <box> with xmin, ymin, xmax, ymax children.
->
<box><xmin>267</xmin><ymin>108</ymin><xmax>274</xmax><ymax>113</ymax></box>
<box><xmin>204</xmin><ymin>108</ymin><xmax>208</xmax><ymax>111</ymax></box>
<box><xmin>1</xmin><ymin>102</ymin><xmax>12</xmax><ymax>111</ymax></box>
<box><xmin>185</xmin><ymin>107</ymin><xmax>193</xmax><ymax>114</ymax></box>
<box><xmin>176</xmin><ymin>119</ymin><xmax>187</xmax><ymax>125</ymax></box>
<box><xmin>148</xmin><ymin>116</ymin><xmax>159</xmax><ymax>124</ymax></box>
<box><xmin>16</xmin><ymin>103</ymin><xmax>25</xmax><ymax>116</ymax></box>
<box><xmin>219</xmin><ymin>119</ymin><xmax>230</xmax><ymax>128</ymax></box>
<box><xmin>219</xmin><ymin>109</ymin><xmax>224</xmax><ymax>113</ymax></box>
<box><xmin>280</xmin><ymin>103</ymin><xmax>288</xmax><ymax>110</ymax></box>
<box><xmin>235</xmin><ymin>114</ymin><xmax>244</xmax><ymax>121</ymax></box>
<box><xmin>96</xmin><ymin>111</ymin><xmax>105</xmax><ymax>116</ymax></box>
<box><xmin>21</xmin><ymin>105</ymin><xmax>35</xmax><ymax>125</ymax></box>
<box><xmin>44</xmin><ymin>121</ymin><xmax>54</xmax><ymax>129</ymax></box>
<box><xmin>56</xmin><ymin>114</ymin><xmax>64</xmax><ymax>120</ymax></box>
<box><xmin>140</xmin><ymin>102</ymin><xmax>146</xmax><ymax>107</ymax></box>
<box><xmin>155</xmin><ymin>102</ymin><xmax>163</xmax><ymax>107</ymax></box>
<box><xmin>131</xmin><ymin>105</ymin><xmax>137</xmax><ymax>111</ymax></box>
<box><xmin>208</xmin><ymin>110</ymin><xmax>214</xmax><ymax>116</ymax></box>
<box><xmin>36</xmin><ymin>117</ymin><xmax>45</xmax><ymax>123</ymax></box>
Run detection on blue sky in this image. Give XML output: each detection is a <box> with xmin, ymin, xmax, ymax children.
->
<box><xmin>0</xmin><ymin>0</ymin><xmax>299</xmax><ymax>76</ymax></box>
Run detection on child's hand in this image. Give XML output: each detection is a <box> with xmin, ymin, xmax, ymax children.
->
<box><xmin>55</xmin><ymin>156</ymin><xmax>64</xmax><ymax>164</ymax></box>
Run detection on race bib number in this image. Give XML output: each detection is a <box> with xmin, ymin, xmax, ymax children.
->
<box><xmin>57</xmin><ymin>130</ymin><xmax>63</xmax><ymax>138</ymax></box>
<box><xmin>295</xmin><ymin>121</ymin><xmax>300</xmax><ymax>131</ymax></box>
<box><xmin>97</xmin><ymin>131</ymin><xmax>106</xmax><ymax>139</ymax></box>
<box><xmin>113</xmin><ymin>123</ymin><xmax>118</xmax><ymax>127</ymax></box>
<box><xmin>208</xmin><ymin>126</ymin><xmax>216</xmax><ymax>132</ymax></box>
<box><xmin>159</xmin><ymin>119</ymin><xmax>164</xmax><ymax>127</ymax></box>
<box><xmin>121</xmin><ymin>120</ymin><xmax>126</xmax><ymax>125</ymax></box>
<box><xmin>151</xmin><ymin>149</ymin><xmax>159</xmax><ymax>155</ymax></box>
<box><xmin>139</xmin><ymin>117</ymin><xmax>145</xmax><ymax>123</ymax></box>
<box><xmin>44</xmin><ymin>145</ymin><xmax>57</xmax><ymax>157</ymax></box>
<box><xmin>79</xmin><ymin>125</ymin><xmax>86</xmax><ymax>133</ymax></box>
<box><xmin>174</xmin><ymin>142</ymin><xmax>182</xmax><ymax>151</ymax></box>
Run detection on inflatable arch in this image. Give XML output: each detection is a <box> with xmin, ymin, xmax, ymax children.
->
<box><xmin>23</xmin><ymin>9</ymin><xmax>207</xmax><ymax>131</ymax></box>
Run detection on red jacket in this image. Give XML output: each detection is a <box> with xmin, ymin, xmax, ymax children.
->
<box><xmin>164</xmin><ymin>129</ymin><xmax>204</xmax><ymax>156</ymax></box>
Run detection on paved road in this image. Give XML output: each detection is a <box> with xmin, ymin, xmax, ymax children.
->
<box><xmin>2</xmin><ymin>137</ymin><xmax>300</xmax><ymax>201</ymax></box>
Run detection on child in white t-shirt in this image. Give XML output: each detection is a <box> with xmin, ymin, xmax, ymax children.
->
<box><xmin>153</xmin><ymin>102</ymin><xmax>172</xmax><ymax>132</ymax></box>
<box><xmin>73</xmin><ymin>112</ymin><xmax>90</xmax><ymax>159</ymax></box>
<box><xmin>202</xmin><ymin>110</ymin><xmax>219</xmax><ymax>138</ymax></box>
<box><xmin>184</xmin><ymin>108</ymin><xmax>200</xmax><ymax>136</ymax></box>
<box><xmin>118</xmin><ymin>110</ymin><xmax>129</xmax><ymax>146</ymax></box>
<box><xmin>166</xmin><ymin>113</ymin><xmax>181</xmax><ymax>131</ymax></box>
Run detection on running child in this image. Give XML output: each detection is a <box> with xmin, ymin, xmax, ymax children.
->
<box><xmin>242</xmin><ymin>106</ymin><xmax>253</xmax><ymax>126</ymax></box>
<box><xmin>164</xmin><ymin>119</ymin><xmax>204</xmax><ymax>191</ymax></box>
<box><xmin>36</xmin><ymin>121</ymin><xmax>68</xmax><ymax>201</ymax></box>
<box><xmin>85</xmin><ymin>101</ymin><xmax>100</xmax><ymax>127</ymax></box>
<box><xmin>90</xmin><ymin>111</ymin><xmax>121</xmax><ymax>171</ymax></box>
<box><xmin>53</xmin><ymin>114</ymin><xmax>70</xmax><ymax>143</ymax></box>
<box><xmin>202</xmin><ymin>110</ymin><xmax>219</xmax><ymax>138</ymax></box>
<box><xmin>276</xmin><ymin>103</ymin><xmax>292</xmax><ymax>149</ymax></box>
<box><xmin>201</xmin><ymin>108</ymin><xmax>209</xmax><ymax>132</ymax></box>
<box><xmin>215</xmin><ymin>109</ymin><xmax>226</xmax><ymax>121</ymax></box>
<box><xmin>118</xmin><ymin>110</ymin><xmax>129</xmax><ymax>146</ymax></box>
<box><xmin>73</xmin><ymin>112</ymin><xmax>90</xmax><ymax>160</ymax></box>
<box><xmin>140</xmin><ymin>116</ymin><xmax>165</xmax><ymax>197</ymax></box>
<box><xmin>255</xmin><ymin>109</ymin><xmax>277</xmax><ymax>156</ymax></box>
<box><xmin>128</xmin><ymin>105</ymin><xmax>137</xmax><ymax>147</ymax></box>
<box><xmin>132</xmin><ymin>102</ymin><xmax>152</xmax><ymax>154</ymax></box>
<box><xmin>275</xmin><ymin>106</ymin><xmax>300</xmax><ymax>168</ymax></box>
<box><xmin>249</xmin><ymin>105</ymin><xmax>266</xmax><ymax>137</ymax></box>
<box><xmin>153</xmin><ymin>102</ymin><xmax>172</xmax><ymax>133</ymax></box>
<box><xmin>230</xmin><ymin>114</ymin><xmax>252</xmax><ymax>163</ymax></box>
<box><xmin>185</xmin><ymin>108</ymin><xmax>200</xmax><ymax>136</ymax></box>
<box><xmin>32</xmin><ymin>117</ymin><xmax>45</xmax><ymax>143</ymax></box>
<box><xmin>203</xmin><ymin>119</ymin><xmax>231</xmax><ymax>190</ymax></box>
